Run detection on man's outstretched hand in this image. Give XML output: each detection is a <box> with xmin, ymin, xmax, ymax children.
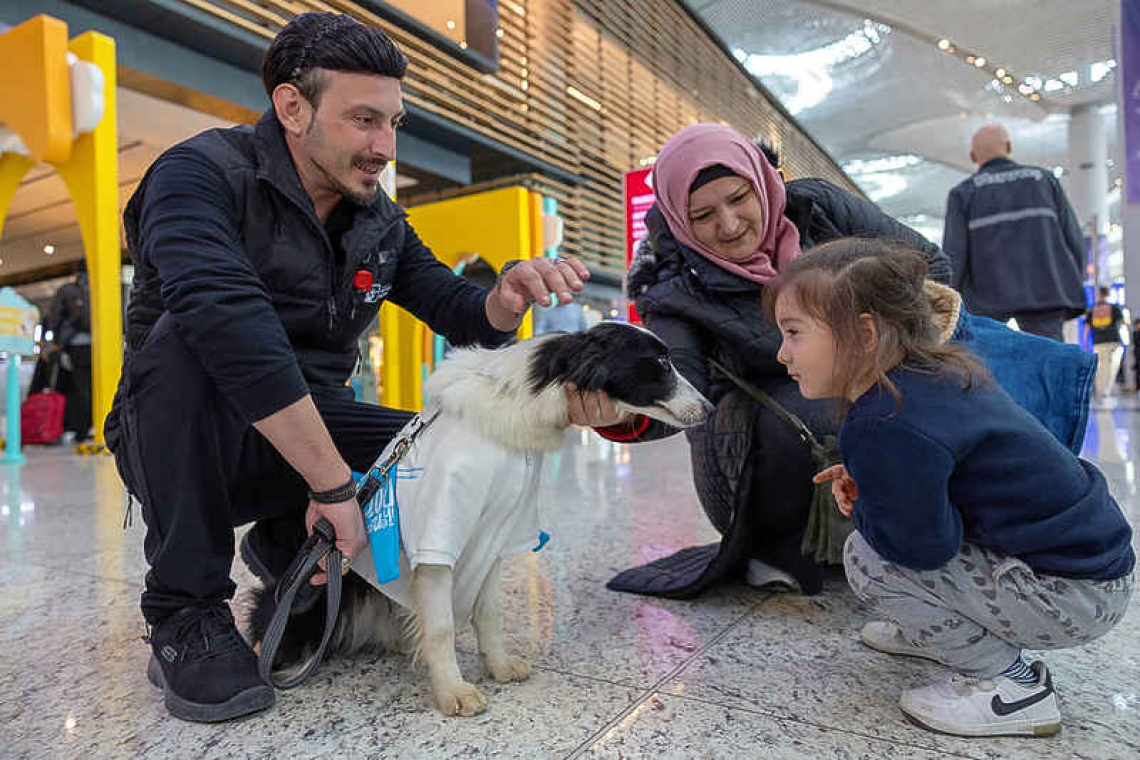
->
<box><xmin>485</xmin><ymin>257</ymin><xmax>590</xmax><ymax>330</ymax></box>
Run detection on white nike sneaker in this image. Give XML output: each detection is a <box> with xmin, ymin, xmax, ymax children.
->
<box><xmin>900</xmin><ymin>661</ymin><xmax>1061</xmax><ymax>737</ymax></box>
<box><xmin>745</xmin><ymin>559</ymin><xmax>801</xmax><ymax>592</ymax></box>
<box><xmin>860</xmin><ymin>621</ymin><xmax>948</xmax><ymax>665</ymax></box>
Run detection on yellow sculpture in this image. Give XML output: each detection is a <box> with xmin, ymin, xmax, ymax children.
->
<box><xmin>379</xmin><ymin>186</ymin><xmax>542</xmax><ymax>411</ymax></box>
<box><xmin>0</xmin><ymin>15</ymin><xmax>122</xmax><ymax>449</ymax></box>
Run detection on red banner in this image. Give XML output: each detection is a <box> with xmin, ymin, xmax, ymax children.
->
<box><xmin>624</xmin><ymin>167</ymin><xmax>654</xmax><ymax>323</ymax></box>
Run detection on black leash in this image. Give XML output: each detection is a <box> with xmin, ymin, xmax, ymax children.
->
<box><xmin>709</xmin><ymin>359</ymin><xmax>821</xmax><ymax>450</ymax></box>
<box><xmin>257</xmin><ymin>517</ymin><xmax>342</xmax><ymax>690</ymax></box>
<box><xmin>709</xmin><ymin>359</ymin><xmax>849</xmax><ymax>565</ymax></box>
<box><xmin>256</xmin><ymin>408</ymin><xmax>441</xmax><ymax>690</ymax></box>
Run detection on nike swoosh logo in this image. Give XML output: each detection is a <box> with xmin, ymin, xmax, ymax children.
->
<box><xmin>990</xmin><ymin>668</ymin><xmax>1054</xmax><ymax>716</ymax></box>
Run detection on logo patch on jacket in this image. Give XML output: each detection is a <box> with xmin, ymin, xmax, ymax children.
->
<box><xmin>364</xmin><ymin>284</ymin><xmax>390</xmax><ymax>303</ymax></box>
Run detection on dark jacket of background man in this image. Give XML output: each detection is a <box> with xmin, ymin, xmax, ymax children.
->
<box><xmin>943</xmin><ymin>156</ymin><xmax>1086</xmax><ymax>324</ymax></box>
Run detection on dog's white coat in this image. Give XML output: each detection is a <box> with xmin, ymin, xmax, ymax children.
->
<box><xmin>350</xmin><ymin>415</ymin><xmax>543</xmax><ymax>627</ymax></box>
<box><xmin>320</xmin><ymin>327</ymin><xmax>710</xmax><ymax>716</ymax></box>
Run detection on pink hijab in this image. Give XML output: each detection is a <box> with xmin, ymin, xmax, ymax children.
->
<box><xmin>651</xmin><ymin>124</ymin><xmax>801</xmax><ymax>284</ymax></box>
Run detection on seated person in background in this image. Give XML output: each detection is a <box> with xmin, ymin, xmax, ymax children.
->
<box><xmin>782</xmin><ymin>240</ymin><xmax>1134</xmax><ymax>738</ymax></box>
<box><xmin>533</xmin><ymin>299</ymin><xmax>588</xmax><ymax>334</ymax></box>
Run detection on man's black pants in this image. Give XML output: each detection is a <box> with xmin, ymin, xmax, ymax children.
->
<box><xmin>980</xmin><ymin>308</ymin><xmax>1069</xmax><ymax>342</ymax></box>
<box><xmin>105</xmin><ymin>314</ymin><xmax>413</xmax><ymax>624</ymax></box>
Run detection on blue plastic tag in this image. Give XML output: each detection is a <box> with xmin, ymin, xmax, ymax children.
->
<box><xmin>533</xmin><ymin>530</ymin><xmax>550</xmax><ymax>552</ymax></box>
<box><xmin>362</xmin><ymin>464</ymin><xmax>401</xmax><ymax>584</ymax></box>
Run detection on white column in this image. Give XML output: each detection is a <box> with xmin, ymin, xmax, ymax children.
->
<box><xmin>1069</xmin><ymin>103</ymin><xmax>1109</xmax><ymax>240</ymax></box>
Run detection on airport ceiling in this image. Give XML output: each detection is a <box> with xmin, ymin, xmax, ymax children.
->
<box><xmin>1</xmin><ymin>0</ymin><xmax>1122</xmax><ymax>282</ymax></box>
<box><xmin>682</xmin><ymin>0</ymin><xmax>1121</xmax><ymax>243</ymax></box>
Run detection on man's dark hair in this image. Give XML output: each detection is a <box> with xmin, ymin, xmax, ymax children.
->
<box><xmin>262</xmin><ymin>12</ymin><xmax>408</xmax><ymax>107</ymax></box>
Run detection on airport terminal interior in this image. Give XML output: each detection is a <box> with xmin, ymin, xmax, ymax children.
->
<box><xmin>2</xmin><ymin>1</ymin><xmax>1138</xmax><ymax>757</ymax></box>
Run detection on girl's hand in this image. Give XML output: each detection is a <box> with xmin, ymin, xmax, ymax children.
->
<box><xmin>813</xmin><ymin>464</ymin><xmax>858</xmax><ymax>517</ymax></box>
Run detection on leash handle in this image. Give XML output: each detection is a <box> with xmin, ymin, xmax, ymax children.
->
<box><xmin>258</xmin><ymin>516</ymin><xmax>342</xmax><ymax>690</ymax></box>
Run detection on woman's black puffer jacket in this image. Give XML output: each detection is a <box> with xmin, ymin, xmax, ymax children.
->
<box><xmin>625</xmin><ymin>177</ymin><xmax>951</xmax><ymax>592</ymax></box>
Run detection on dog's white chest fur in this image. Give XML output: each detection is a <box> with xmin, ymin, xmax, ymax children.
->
<box><xmin>351</xmin><ymin>413</ymin><xmax>545</xmax><ymax>625</ymax></box>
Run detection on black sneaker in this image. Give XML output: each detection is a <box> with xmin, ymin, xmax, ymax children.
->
<box><xmin>240</xmin><ymin>528</ymin><xmax>324</xmax><ymax>615</ymax></box>
<box><xmin>147</xmin><ymin>604</ymin><xmax>275</xmax><ymax>722</ymax></box>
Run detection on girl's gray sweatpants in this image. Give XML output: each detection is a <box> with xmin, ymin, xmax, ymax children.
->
<box><xmin>844</xmin><ymin>531</ymin><xmax>1134</xmax><ymax>677</ymax></box>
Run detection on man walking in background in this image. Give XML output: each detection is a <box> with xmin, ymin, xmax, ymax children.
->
<box><xmin>943</xmin><ymin>123</ymin><xmax>1087</xmax><ymax>341</ymax></box>
<box><xmin>1086</xmin><ymin>286</ymin><xmax>1127</xmax><ymax>399</ymax></box>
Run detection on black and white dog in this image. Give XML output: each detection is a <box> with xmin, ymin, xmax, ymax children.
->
<box><xmin>249</xmin><ymin>322</ymin><xmax>710</xmax><ymax>716</ymax></box>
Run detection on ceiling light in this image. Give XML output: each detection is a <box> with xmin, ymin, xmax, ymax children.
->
<box><xmin>974</xmin><ymin>57</ymin><xmax>986</xmax><ymax>68</ymax></box>
<box><xmin>842</xmin><ymin>154</ymin><xmax>923</xmax><ymax>175</ymax></box>
<box><xmin>43</xmin><ymin>244</ymin><xmax>55</xmax><ymax>254</ymax></box>
<box><xmin>995</xmin><ymin>68</ymin><xmax>1006</xmax><ymax>78</ymax></box>
<box><xmin>966</xmin><ymin>55</ymin><xmax>976</xmax><ymax>64</ymax></box>
<box><xmin>459</xmin><ymin>41</ymin><xmax>468</xmax><ymax>50</ymax></box>
<box><xmin>1002</xmin><ymin>75</ymin><xmax>1014</xmax><ymax>84</ymax></box>
<box><xmin>1025</xmin><ymin>76</ymin><xmax>1043</xmax><ymax>90</ymax></box>
<box><xmin>937</xmin><ymin>39</ymin><xmax>951</xmax><ymax>51</ymax></box>
<box><xmin>1091</xmin><ymin>59</ymin><xmax>1117</xmax><ymax>82</ymax></box>
<box><xmin>1059</xmin><ymin>71</ymin><xmax>1078</xmax><ymax>87</ymax></box>
<box><xmin>1044</xmin><ymin>79</ymin><xmax>1063</xmax><ymax>92</ymax></box>
<box><xmin>495</xmin><ymin>28</ymin><xmax>504</xmax><ymax>38</ymax></box>
<box><xmin>1030</xmin><ymin>93</ymin><xmax>1041</xmax><ymax>101</ymax></box>
<box><xmin>1053</xmin><ymin>167</ymin><xmax>1064</xmax><ymax>178</ymax></box>
<box><xmin>446</xmin><ymin>19</ymin><xmax>456</xmax><ymax>30</ymax></box>
<box><xmin>1018</xmin><ymin>83</ymin><xmax>1034</xmax><ymax>95</ymax></box>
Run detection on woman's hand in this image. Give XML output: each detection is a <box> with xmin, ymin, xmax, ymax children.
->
<box><xmin>565</xmin><ymin>382</ymin><xmax>627</xmax><ymax>427</ymax></box>
<box><xmin>812</xmin><ymin>464</ymin><xmax>858</xmax><ymax>517</ymax></box>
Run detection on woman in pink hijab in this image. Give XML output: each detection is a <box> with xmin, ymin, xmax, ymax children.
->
<box><xmin>601</xmin><ymin>123</ymin><xmax>951</xmax><ymax>600</ymax></box>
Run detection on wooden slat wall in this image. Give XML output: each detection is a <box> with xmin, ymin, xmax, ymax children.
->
<box><xmin>171</xmin><ymin>0</ymin><xmax>861</xmax><ymax>274</ymax></box>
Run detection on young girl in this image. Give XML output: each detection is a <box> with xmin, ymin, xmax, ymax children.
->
<box><xmin>764</xmin><ymin>238</ymin><xmax>1135</xmax><ymax>738</ymax></box>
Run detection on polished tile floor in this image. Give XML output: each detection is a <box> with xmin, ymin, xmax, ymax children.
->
<box><xmin>2</xmin><ymin>403</ymin><xmax>1138</xmax><ymax>759</ymax></box>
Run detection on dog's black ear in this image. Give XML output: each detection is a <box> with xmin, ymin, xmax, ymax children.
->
<box><xmin>566</xmin><ymin>360</ymin><xmax>610</xmax><ymax>391</ymax></box>
<box><xmin>528</xmin><ymin>332</ymin><xmax>587</xmax><ymax>392</ymax></box>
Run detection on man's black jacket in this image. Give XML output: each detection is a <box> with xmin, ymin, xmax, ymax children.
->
<box><xmin>122</xmin><ymin>110</ymin><xmax>512</xmax><ymax>423</ymax></box>
<box><xmin>943</xmin><ymin>156</ymin><xmax>1086</xmax><ymax>319</ymax></box>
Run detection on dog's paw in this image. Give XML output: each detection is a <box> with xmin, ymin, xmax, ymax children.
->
<box><xmin>486</xmin><ymin>655</ymin><xmax>531</xmax><ymax>683</ymax></box>
<box><xmin>434</xmin><ymin>681</ymin><xmax>487</xmax><ymax>717</ymax></box>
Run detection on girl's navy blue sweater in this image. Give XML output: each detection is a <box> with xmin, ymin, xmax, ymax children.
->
<box><xmin>842</xmin><ymin>367</ymin><xmax>1134</xmax><ymax>581</ymax></box>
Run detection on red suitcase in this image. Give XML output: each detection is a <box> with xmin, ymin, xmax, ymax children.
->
<box><xmin>21</xmin><ymin>390</ymin><xmax>66</xmax><ymax>445</ymax></box>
